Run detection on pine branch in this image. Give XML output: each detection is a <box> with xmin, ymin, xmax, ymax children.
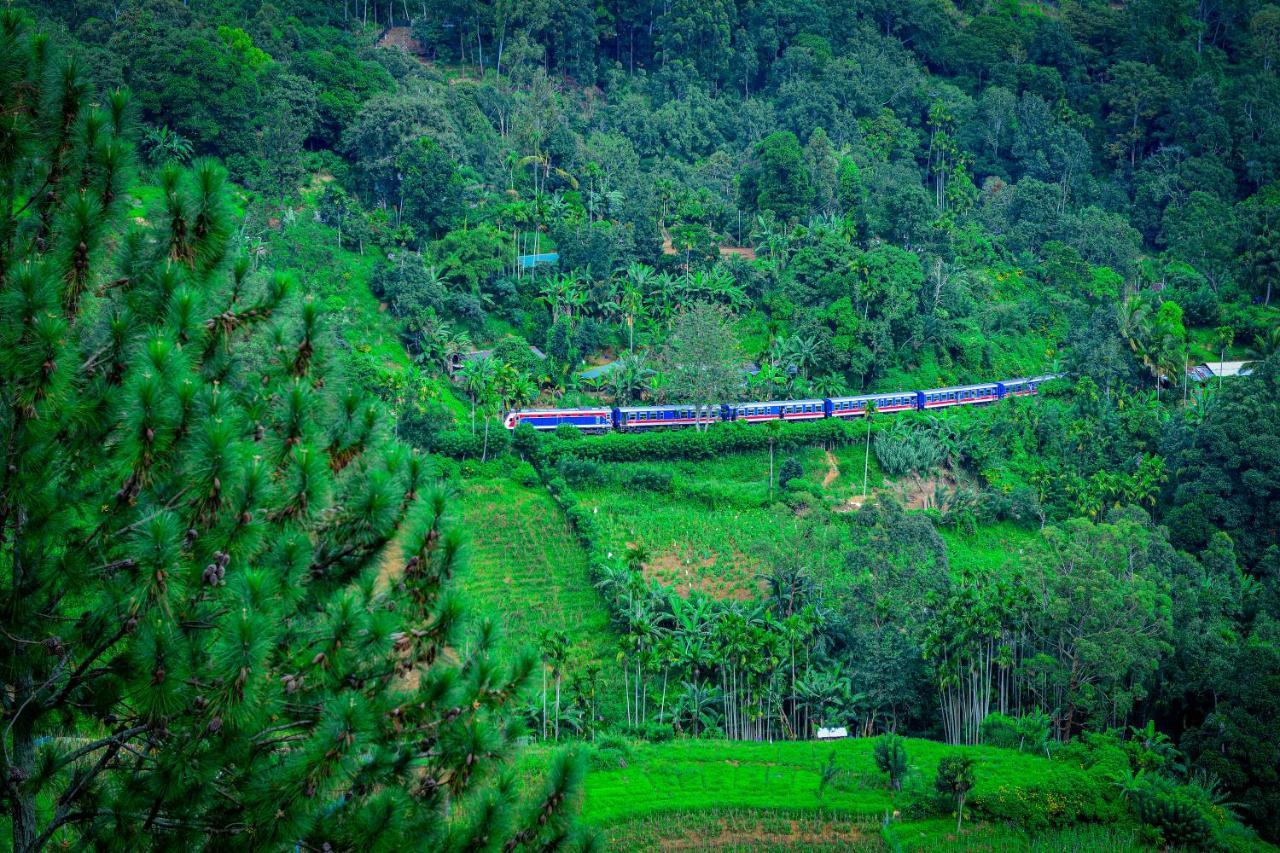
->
<box><xmin>31</xmin><ymin>732</ymin><xmax>129</xmax><ymax>851</ymax></box>
<box><xmin>41</xmin><ymin>619</ymin><xmax>134</xmax><ymax>712</ymax></box>
<box><xmin>50</xmin><ymin>724</ymin><xmax>151</xmax><ymax>775</ymax></box>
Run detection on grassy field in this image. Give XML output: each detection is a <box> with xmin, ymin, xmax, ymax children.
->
<box><xmin>572</xmin><ymin>448</ymin><xmax>870</xmax><ymax>600</ymax></box>
<box><xmin>580</xmin><ymin>738</ymin><xmax>1069</xmax><ymax>825</ymax></box>
<box><xmin>938</xmin><ymin>522</ymin><xmax>1044</xmax><ymax>576</ymax></box>
<box><xmin>556</xmin><ymin>737</ymin><xmax>1151</xmax><ymax>851</ymax></box>
<box><xmin>456</xmin><ymin>476</ymin><xmax>614</xmax><ymax>658</ymax></box>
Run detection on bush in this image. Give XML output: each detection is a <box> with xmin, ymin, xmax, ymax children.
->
<box><xmin>971</xmin><ymin>762</ymin><xmax>1115</xmax><ymax>830</ymax></box>
<box><xmin>620</xmin><ymin>722</ymin><xmax>675</xmax><ymax>742</ymax></box>
<box><xmin>1132</xmin><ymin>777</ymin><xmax>1214</xmax><ymax>848</ymax></box>
<box><xmin>555</xmin><ymin>423</ymin><xmax>582</xmax><ymax>441</ymax></box>
<box><xmin>539</xmin><ymin>417</ymin><xmax>859</xmax><ymax>464</ymax></box>
<box><xmin>980</xmin><ymin>713</ymin><xmax>1020</xmax><ymax>749</ymax></box>
<box><xmin>624</xmin><ymin>467</ymin><xmax>675</xmax><ymax>493</ymax></box>
<box><xmin>557</xmin><ymin>455</ymin><xmax>604</xmax><ymax>487</ymax></box>
<box><xmin>511</xmin><ymin>460</ymin><xmax>539</xmax><ymax>487</ymax></box>
<box><xmin>874</xmin><ymin>734</ymin><xmax>909</xmax><ymax>791</ymax></box>
<box><xmin>778</xmin><ymin>456</ymin><xmax>804</xmax><ymax>489</ymax></box>
<box><xmin>434</xmin><ymin>429</ymin><xmax>484</xmax><ymax>458</ymax></box>
<box><xmin>980</xmin><ymin>710</ymin><xmax>1051</xmax><ymax>754</ymax></box>
<box><xmin>588</xmin><ymin>735</ymin><xmax>634</xmax><ymax>771</ymax></box>
<box><xmin>896</xmin><ymin>775</ymin><xmax>950</xmax><ymax>819</ymax></box>
<box><xmin>1054</xmin><ymin>731</ymin><xmax>1131</xmax><ymax>787</ymax></box>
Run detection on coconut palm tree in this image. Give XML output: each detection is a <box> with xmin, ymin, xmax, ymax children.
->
<box><xmin>622</xmin><ymin>262</ymin><xmax>654</xmax><ymax>350</ymax></box>
<box><xmin>458</xmin><ymin>354</ymin><xmax>497</xmax><ymax>436</ymax></box>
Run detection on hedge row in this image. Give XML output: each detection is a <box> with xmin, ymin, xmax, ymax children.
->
<box><xmin>538</xmin><ymin>417</ymin><xmax>874</xmax><ymax>463</ymax></box>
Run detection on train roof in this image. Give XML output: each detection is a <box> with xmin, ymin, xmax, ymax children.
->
<box><xmin>512</xmin><ymin>407</ymin><xmax>611</xmax><ymax>415</ymax></box>
<box><xmin>733</xmin><ymin>398</ymin><xmax>826</xmax><ymax>408</ymax></box>
<box><xmin>616</xmin><ymin>404</ymin><xmax>715</xmax><ymax>413</ymax></box>
<box><xmin>828</xmin><ymin>390</ymin><xmax>918</xmax><ymax>402</ymax></box>
<box><xmin>920</xmin><ymin>381</ymin><xmax>1001</xmax><ymax>394</ymax></box>
<box><xmin>1000</xmin><ymin>374</ymin><xmax>1061</xmax><ymax>385</ymax></box>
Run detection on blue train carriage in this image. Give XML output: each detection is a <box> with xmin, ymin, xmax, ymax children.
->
<box><xmin>614</xmin><ymin>404</ymin><xmax>724</xmax><ymax>430</ymax></box>
<box><xmin>503</xmin><ymin>407</ymin><xmax>613</xmax><ymax>431</ymax></box>
<box><xmin>826</xmin><ymin>390</ymin><xmax>922</xmax><ymax>417</ymax></box>
<box><xmin>729</xmin><ymin>398</ymin><xmax>827</xmax><ymax>423</ymax></box>
<box><xmin>919</xmin><ymin>381</ymin><xmax>1003</xmax><ymax>410</ymax></box>
<box><xmin>999</xmin><ymin>374</ymin><xmax>1058</xmax><ymax>398</ymax></box>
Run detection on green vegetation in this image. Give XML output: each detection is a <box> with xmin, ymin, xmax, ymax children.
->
<box><xmin>0</xmin><ymin>21</ymin><xmax>584</xmax><ymax>852</ymax></box>
<box><xmin>8</xmin><ymin>0</ymin><xmax>1280</xmax><ymax>847</ymax></box>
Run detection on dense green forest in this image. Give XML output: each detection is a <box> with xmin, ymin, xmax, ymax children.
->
<box><xmin>3</xmin><ymin>0</ymin><xmax>1280</xmax><ymax>849</ymax></box>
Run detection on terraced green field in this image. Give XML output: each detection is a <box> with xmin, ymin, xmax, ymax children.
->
<box><xmin>530</xmin><ymin>737</ymin><xmax>1159</xmax><ymax>851</ymax></box>
<box><xmin>572</xmin><ymin>450</ymin><xmax>852</xmax><ymax>600</ymax></box>
<box><xmin>456</xmin><ymin>476</ymin><xmax>615</xmax><ymax>666</ymax></box>
<box><xmin>580</xmin><ymin>738</ymin><xmax>1076</xmax><ymax>825</ymax></box>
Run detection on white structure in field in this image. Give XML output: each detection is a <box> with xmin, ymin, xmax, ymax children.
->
<box><xmin>816</xmin><ymin>727</ymin><xmax>848</xmax><ymax>740</ymax></box>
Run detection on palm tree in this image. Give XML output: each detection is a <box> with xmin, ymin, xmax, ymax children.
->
<box><xmin>458</xmin><ymin>355</ymin><xmax>496</xmax><ymax>436</ymax></box>
<box><xmin>862</xmin><ymin>401</ymin><xmax>877</xmax><ymax>499</ymax></box>
<box><xmin>1250</xmin><ymin>325</ymin><xmax>1280</xmax><ymax>360</ymax></box>
<box><xmin>141</xmin><ymin>125</ymin><xmax>193</xmax><ymax>166</ymax></box>
<box><xmin>1214</xmin><ymin>325</ymin><xmax>1235</xmax><ymax>389</ymax></box>
<box><xmin>622</xmin><ymin>262</ymin><xmax>654</xmax><ymax>350</ymax></box>
<box><xmin>611</xmin><ymin>351</ymin><xmax>651</xmax><ymax>405</ymax></box>
<box><xmin>1117</xmin><ymin>297</ymin><xmax>1152</xmax><ymax>362</ymax></box>
<box><xmin>811</xmin><ymin>373</ymin><xmax>844</xmax><ymax>397</ymax></box>
<box><xmin>538</xmin><ymin>629</ymin><xmax>570</xmax><ymax>740</ymax></box>
<box><xmin>676</xmin><ymin>681</ymin><xmax>723</xmax><ymax>737</ymax></box>
<box><xmin>782</xmin><ymin>334</ymin><xmax>819</xmax><ymax>380</ymax></box>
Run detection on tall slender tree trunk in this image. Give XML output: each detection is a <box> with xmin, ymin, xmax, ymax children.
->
<box><xmin>554</xmin><ymin>673</ymin><xmax>561</xmax><ymax>741</ymax></box>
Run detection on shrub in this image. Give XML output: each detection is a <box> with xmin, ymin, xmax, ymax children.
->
<box><xmin>971</xmin><ymin>762</ymin><xmax>1114</xmax><ymax>830</ymax></box>
<box><xmin>936</xmin><ymin>754</ymin><xmax>976</xmax><ymax>832</ymax></box>
<box><xmin>511</xmin><ymin>460</ymin><xmax>540</xmax><ymax>487</ymax></box>
<box><xmin>980</xmin><ymin>713</ymin><xmax>1020</xmax><ymax>749</ymax></box>
<box><xmin>1132</xmin><ymin>777</ymin><xmax>1214</xmax><ymax>848</ymax></box>
<box><xmin>512</xmin><ymin>422</ymin><xmax>541</xmax><ymax>461</ymax></box>
<box><xmin>555</xmin><ymin>423</ymin><xmax>582</xmax><ymax>441</ymax></box>
<box><xmin>896</xmin><ymin>775</ymin><xmax>950</xmax><ymax>819</ymax></box>
<box><xmin>1054</xmin><ymin>731</ymin><xmax>1131</xmax><ymax>787</ymax></box>
<box><xmin>625</xmin><ymin>467</ymin><xmax>675</xmax><ymax>493</ymax></box>
<box><xmin>589</xmin><ymin>735</ymin><xmax>634</xmax><ymax>771</ymax></box>
<box><xmin>874</xmin><ymin>734</ymin><xmax>910</xmax><ymax>791</ymax></box>
<box><xmin>981</xmin><ymin>711</ymin><xmax>1051</xmax><ymax>754</ymax></box>
<box><xmin>557</xmin><ymin>455</ymin><xmax>605</xmax><ymax>486</ymax></box>
<box><xmin>778</xmin><ymin>456</ymin><xmax>804</xmax><ymax>489</ymax></box>
<box><xmin>434</xmin><ymin>429</ymin><xmax>484</xmax><ymax>457</ymax></box>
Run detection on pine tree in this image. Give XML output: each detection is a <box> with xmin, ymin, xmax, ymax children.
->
<box><xmin>0</xmin><ymin>15</ymin><xmax>583</xmax><ymax>851</ymax></box>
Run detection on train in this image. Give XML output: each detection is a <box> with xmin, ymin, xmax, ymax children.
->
<box><xmin>503</xmin><ymin>375</ymin><xmax>1059</xmax><ymax>432</ymax></box>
